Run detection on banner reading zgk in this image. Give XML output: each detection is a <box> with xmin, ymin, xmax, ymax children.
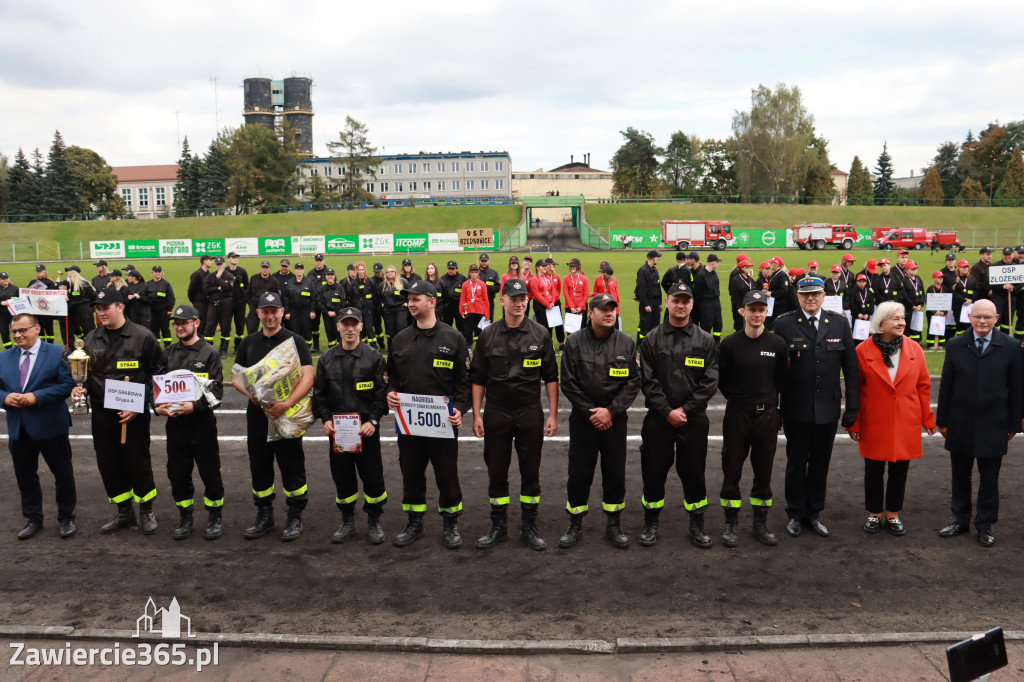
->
<box><xmin>359</xmin><ymin>234</ymin><xmax>394</xmax><ymax>253</ymax></box>
<box><xmin>192</xmin><ymin>239</ymin><xmax>225</xmax><ymax>257</ymax></box>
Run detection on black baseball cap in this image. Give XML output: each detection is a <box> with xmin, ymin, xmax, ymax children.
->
<box><xmin>676</xmin><ymin>251</ymin><xmax>687</xmax><ymax>261</ymax></box>
<box><xmin>667</xmin><ymin>283</ymin><xmax>693</xmax><ymax>298</ymax></box>
<box><xmin>66</xmin><ymin>265</ymin><xmax>81</xmax><ymax>273</ymax></box>
<box><xmin>280</xmin><ymin>258</ymin><xmax>291</xmax><ymax>266</ymax></box>
<box><xmin>601</xmin><ymin>265</ymin><xmax>614</xmax><ymax>275</ymax></box>
<box><xmin>214</xmin><ymin>256</ymin><xmax>225</xmax><ymax>264</ymax></box>
<box><xmin>257</xmin><ymin>292</ymin><xmax>284</xmax><ymax>308</ymax></box>
<box><xmin>314</xmin><ymin>253</ymin><xmax>324</xmax><ymax>261</ymax></box>
<box><xmin>523</xmin><ymin>256</ymin><xmax>533</xmax><ymax>262</ymax></box>
<box><xmin>338</xmin><ymin>307</ymin><xmax>362</xmax><ymax>322</ymax></box>
<box><xmin>501</xmin><ymin>278</ymin><xmax>528</xmax><ymax>296</ymax></box>
<box><xmin>92</xmin><ymin>288</ymin><xmax>124</xmax><ymax>306</ymax></box>
<box><xmin>707</xmin><ymin>254</ymin><xmax>721</xmax><ymax>263</ymax></box>
<box><xmin>1003</xmin><ymin>247</ymin><xmax>1014</xmax><ymax>255</ymax></box>
<box><xmin>468</xmin><ymin>264</ymin><xmax>479</xmax><ymax>272</ymax></box>
<box><xmin>325</xmin><ymin>268</ymin><xmax>335</xmax><ymax>275</ymax></box>
<box><xmin>372</xmin><ymin>263</ymin><xmax>383</xmax><ymax>272</ymax></box>
<box><xmin>447</xmin><ymin>260</ymin><xmax>458</xmax><ymax>269</ymax></box>
<box><xmin>979</xmin><ymin>246</ymin><xmax>992</xmax><ymax>254</ymax></box>
<box><xmin>403</xmin><ymin>280</ymin><xmax>438</xmax><ymax>297</ymax></box>
<box><xmin>200</xmin><ymin>255</ymin><xmax>212</xmax><ymax>262</ymax></box>
<box><xmin>260</xmin><ymin>260</ymin><xmax>271</xmax><ymax>267</ymax></box>
<box><xmin>402</xmin><ymin>258</ymin><xmax>412</xmax><ymax>266</ymax></box>
<box><xmin>346</xmin><ymin>263</ymin><xmax>355</xmax><ymax>271</ymax></box>
<box><xmin>945</xmin><ymin>253</ymin><xmax>956</xmax><ymax>260</ymax></box>
<box><xmin>742</xmin><ymin>290</ymin><xmax>769</xmax><ymax>307</ymax></box>
<box><xmin>508</xmin><ymin>255</ymin><xmax>519</xmax><ymax>263</ymax></box>
<box><xmin>227</xmin><ymin>251</ymin><xmax>240</xmax><ymax>258</ymax></box>
<box><xmin>171</xmin><ymin>305</ymin><xmax>200</xmax><ymax>320</ymax></box>
<box><xmin>589</xmin><ymin>293</ymin><xmax>618</xmax><ymax>310</ymax></box>
<box><xmin>110</xmin><ymin>269</ymin><xmax>122</xmax><ymax>277</ymax></box>
<box><xmin>479</xmin><ymin>253</ymin><xmax>490</xmax><ymax>261</ymax></box>
<box><xmin>688</xmin><ymin>252</ymin><xmax>700</xmax><ymax>261</ymax></box>
<box><xmin>94</xmin><ymin>260</ymin><xmax>108</xmax><ymax>266</ymax></box>
<box><xmin>35</xmin><ymin>264</ymin><xmax>46</xmax><ymax>272</ymax></box>
<box><xmin>294</xmin><ymin>262</ymin><xmax>304</xmax><ymax>269</ymax></box>
<box><xmin>0</xmin><ymin>272</ymin><xmax>8</xmax><ymax>279</ymax></box>
<box><xmin>152</xmin><ymin>265</ymin><xmax>163</xmax><ymax>272</ymax></box>
<box><xmin>568</xmin><ymin>258</ymin><xmax>581</xmax><ymax>267</ymax></box>
<box><xmin>646</xmin><ymin>250</ymin><xmax>662</xmax><ymax>259</ymax></box>
<box><xmin>124</xmin><ymin>264</ymin><xmax>135</xmax><ymax>271</ymax></box>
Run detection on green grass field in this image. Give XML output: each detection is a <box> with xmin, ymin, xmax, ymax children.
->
<box><xmin>15</xmin><ymin>246</ymin><xmax>982</xmax><ymax>375</ymax></box>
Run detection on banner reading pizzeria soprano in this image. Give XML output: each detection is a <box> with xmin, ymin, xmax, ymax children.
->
<box><xmin>989</xmin><ymin>263</ymin><xmax>1024</xmax><ymax>285</ymax></box>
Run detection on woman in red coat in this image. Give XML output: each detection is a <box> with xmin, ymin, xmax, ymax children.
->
<box><xmin>846</xmin><ymin>300</ymin><xmax>936</xmax><ymax>536</ymax></box>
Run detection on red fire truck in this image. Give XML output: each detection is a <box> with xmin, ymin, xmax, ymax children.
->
<box><xmin>875</xmin><ymin>228</ymin><xmax>962</xmax><ymax>251</ymax></box>
<box><xmin>792</xmin><ymin>223</ymin><xmax>859</xmax><ymax>250</ymax></box>
<box><xmin>660</xmin><ymin>221</ymin><xmax>735</xmax><ymax>250</ymax></box>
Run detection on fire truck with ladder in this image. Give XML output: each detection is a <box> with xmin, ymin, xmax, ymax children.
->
<box><xmin>792</xmin><ymin>223</ymin><xmax>858</xmax><ymax>250</ymax></box>
<box><xmin>659</xmin><ymin>220</ymin><xmax>735</xmax><ymax>251</ymax></box>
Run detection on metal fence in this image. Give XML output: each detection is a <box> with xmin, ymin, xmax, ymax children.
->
<box><xmin>592</xmin><ymin>194</ymin><xmax>1024</xmax><ymax>208</ymax></box>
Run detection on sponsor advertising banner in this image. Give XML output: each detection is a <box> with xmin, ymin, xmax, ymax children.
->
<box><xmin>325</xmin><ymin>234</ymin><xmax>359</xmax><ymax>253</ymax></box>
<box><xmin>393</xmin><ymin>233</ymin><xmax>428</xmax><ymax>252</ymax></box>
<box><xmin>291</xmin><ymin>235</ymin><xmax>326</xmax><ymax>255</ymax></box>
<box><xmin>89</xmin><ymin>241</ymin><xmax>126</xmax><ymax>259</ymax></box>
<box><xmin>259</xmin><ymin>237</ymin><xmax>289</xmax><ymax>255</ymax></box>
<box><xmin>159</xmin><ymin>239</ymin><xmax>193</xmax><ymax>257</ymax></box>
<box><xmin>125</xmin><ymin>240</ymin><xmax>159</xmax><ymax>258</ymax></box>
<box><xmin>429</xmin><ymin>233</ymin><xmax>460</xmax><ymax>252</ymax></box>
<box><xmin>224</xmin><ymin>237</ymin><xmax>259</xmax><ymax>256</ymax></box>
<box><xmin>191</xmin><ymin>239</ymin><xmax>225</xmax><ymax>257</ymax></box>
<box><xmin>610</xmin><ymin>230</ymin><xmax>660</xmax><ymax>248</ymax></box>
<box><xmin>359</xmin><ymin>234</ymin><xmax>394</xmax><ymax>253</ymax></box>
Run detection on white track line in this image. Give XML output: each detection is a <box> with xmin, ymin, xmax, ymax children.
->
<box><xmin>0</xmin><ymin>434</ymin><xmax>944</xmax><ymax>444</ymax></box>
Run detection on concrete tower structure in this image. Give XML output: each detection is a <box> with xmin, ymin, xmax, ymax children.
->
<box><xmin>242</xmin><ymin>75</ymin><xmax>314</xmax><ymax>155</ymax></box>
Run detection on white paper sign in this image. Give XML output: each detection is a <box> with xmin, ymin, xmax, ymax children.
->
<box><xmin>929</xmin><ymin>314</ymin><xmax>948</xmax><ymax>337</ymax></box>
<box><xmin>564</xmin><ymin>312</ymin><xmax>583</xmax><ymax>334</ymax></box>
<box><xmin>852</xmin><ymin>319</ymin><xmax>871</xmax><ymax>340</ymax></box>
<box><xmin>844</xmin><ymin>310</ymin><xmax>853</xmax><ymax>327</ymax></box>
<box><xmin>989</xmin><ymin>263</ymin><xmax>1024</xmax><ymax>285</ymax></box>
<box><xmin>17</xmin><ymin>288</ymin><xmax>68</xmax><ymax>316</ymax></box>
<box><xmin>960</xmin><ymin>304</ymin><xmax>973</xmax><ymax>324</ymax></box>
<box><xmin>332</xmin><ymin>413</ymin><xmax>363</xmax><ymax>453</ymax></box>
<box><xmin>103</xmin><ymin>379</ymin><xmax>146</xmax><ymax>412</ymax></box>
<box><xmin>822</xmin><ymin>296</ymin><xmax>844</xmax><ymax>313</ymax></box>
<box><xmin>7</xmin><ymin>297</ymin><xmax>32</xmax><ymax>315</ymax></box>
<box><xmin>926</xmin><ymin>293</ymin><xmax>952</xmax><ymax>312</ymax></box>
<box><xmin>477</xmin><ymin>317</ymin><xmax>491</xmax><ymax>330</ymax></box>
<box><xmin>766</xmin><ymin>296</ymin><xmax>776</xmax><ymax>317</ymax></box>
<box><xmin>395</xmin><ymin>392</ymin><xmax>455</xmax><ymax>439</ymax></box>
<box><xmin>910</xmin><ymin>310</ymin><xmax>925</xmax><ymax>331</ymax></box>
<box><xmin>152</xmin><ymin>373</ymin><xmax>196</xmax><ymax>404</ymax></box>
<box><xmin>545</xmin><ymin>305</ymin><xmax>563</xmax><ymax>328</ymax></box>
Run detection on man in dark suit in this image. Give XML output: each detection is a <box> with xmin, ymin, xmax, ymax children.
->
<box><xmin>772</xmin><ymin>276</ymin><xmax>859</xmax><ymax>538</ymax></box>
<box><xmin>936</xmin><ymin>298</ymin><xmax>1023</xmax><ymax>547</ymax></box>
<box><xmin>0</xmin><ymin>313</ymin><xmax>77</xmax><ymax>539</ymax></box>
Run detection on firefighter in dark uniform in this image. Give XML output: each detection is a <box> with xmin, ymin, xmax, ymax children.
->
<box><xmin>772</xmin><ymin>276</ymin><xmax>859</xmax><ymax>538</ymax></box>
<box><xmin>871</xmin><ymin>258</ymin><xmax>901</xmax><ymax>306</ymax></box>
<box><xmin>0</xmin><ymin>272</ymin><xmax>20</xmax><ymax>348</ymax></box>
<box><xmin>308</xmin><ymin>253</ymin><xmax>329</xmax><ymax>352</ymax></box>
<box><xmin>370</xmin><ymin>263</ymin><xmax>387</xmax><ymax>348</ymax></box>
<box><xmin>470</xmin><ymin>278</ymin><xmax>559</xmax><ymax>551</ymax></box>
<box><xmin>283</xmin><ymin>263</ymin><xmax>318</xmax><ymax>351</ymax></box>
<box><xmin>156</xmin><ymin>304</ymin><xmax>225</xmax><ymax>541</ymax></box>
<box><xmin>992</xmin><ymin>247</ymin><xmax>1019</xmax><ymax>335</ymax></box>
<box><xmin>70</xmin><ymin>288</ymin><xmax>163</xmax><ymax>534</ymax></box>
<box><xmin>692</xmin><ymin>253</ymin><xmax>723</xmax><ymax>343</ymax></box>
<box><xmin>926</xmin><ymin>270</ymin><xmax>952</xmax><ymax>347</ymax></box>
<box><xmin>312</xmin><ymin>306</ymin><xmax>389</xmax><ymax>545</ymax></box>
<box><xmin>146</xmin><ymin>265</ymin><xmax>175</xmax><ymax>348</ymax></box>
<box><xmin>124</xmin><ymin>270</ymin><xmax>153</xmax><ymax>332</ymax></box>
<box><xmin>849</xmin><ymin>273</ymin><xmax>875</xmax><ymax>325</ymax></box>
<box><xmin>969</xmin><ymin>246</ymin><xmax>993</xmax><ymax>304</ymax></box>
<box><xmin>952</xmin><ymin>258</ymin><xmax>977</xmax><ymax>336</ymax></box>
<box><xmin>231</xmin><ymin>291</ymin><xmax>314</xmax><ymax>542</ymax></box>
<box><xmin>766</xmin><ymin>257</ymin><xmax>791</xmax><ymax>330</ymax></box>
<box><xmin>477</xmin><ymin>253</ymin><xmax>501</xmax><ymax>320</ymax></box>
<box><xmin>635</xmin><ymin>249</ymin><xmax>662</xmax><ymax>342</ymax></box>
<box><xmin>728</xmin><ymin>259</ymin><xmax>755</xmax><ymax>332</ymax></box>
<box><xmin>187</xmin><ymin>255</ymin><xmax>213</xmax><ymax>342</ymax></box>
<box><xmin>245</xmin><ymin>260</ymin><xmax>281</xmax><ymax>334</ymax></box>
<box><xmin>661</xmin><ymin>252</ymin><xmax>693</xmax><ymax>299</ymax></box>
<box><xmin>317</xmin><ymin>269</ymin><xmax>346</xmax><ymax>348</ymax></box>
<box><xmin>558</xmin><ymin>292</ymin><xmax>641</xmax><ymax>549</ymax></box>
<box><xmin>638</xmin><ymin>282</ymin><xmax>719</xmax><ymax>548</ymax></box>
<box><xmin>64</xmin><ymin>267</ymin><xmax>97</xmax><ymax>343</ymax></box>
<box><xmin>900</xmin><ymin>260</ymin><xmax>926</xmax><ymax>345</ymax></box>
<box><xmin>941</xmin><ymin>252</ymin><xmax>959</xmax><ymax>289</ymax></box>
<box><xmin>386</xmin><ymin>280</ymin><xmax>471</xmax><ymax>549</ymax></box>
<box><xmin>717</xmin><ymin>290</ymin><xmax>789</xmax><ymax>548</ymax></box>
<box><xmin>273</xmin><ymin>258</ymin><xmax>293</xmax><ymax>290</ymax></box>
<box><xmin>27</xmin><ymin>265</ymin><xmax>56</xmax><ymax>343</ymax></box>
<box><xmin>92</xmin><ymin>260</ymin><xmax>112</xmax><ymax>291</ymax></box>
<box><xmin>226</xmin><ymin>252</ymin><xmax>249</xmax><ymax>353</ymax></box>
<box><xmin>439</xmin><ymin>260</ymin><xmax>467</xmax><ymax>334</ymax></box>
<box><xmin>203</xmin><ymin>257</ymin><xmax>235</xmax><ymax>357</ymax></box>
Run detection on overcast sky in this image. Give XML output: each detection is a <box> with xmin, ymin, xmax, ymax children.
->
<box><xmin>3</xmin><ymin>1</ymin><xmax>1022</xmax><ymax>179</ymax></box>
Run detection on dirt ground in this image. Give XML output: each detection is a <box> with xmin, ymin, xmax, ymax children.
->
<box><xmin>1</xmin><ymin>378</ymin><xmax>1023</xmax><ymax>642</ymax></box>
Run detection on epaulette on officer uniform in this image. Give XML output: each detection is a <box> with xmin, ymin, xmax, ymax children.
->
<box><xmin>775</xmin><ymin>310</ymin><xmax>796</xmax><ymax>321</ymax></box>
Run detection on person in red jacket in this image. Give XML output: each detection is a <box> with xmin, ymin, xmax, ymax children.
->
<box><xmin>521</xmin><ymin>256</ymin><xmax>533</xmax><ymax>287</ymax></box>
<box><xmin>562</xmin><ymin>257</ymin><xmax>590</xmax><ymax>331</ymax></box>
<box><xmin>592</xmin><ymin>261</ymin><xmax>611</xmax><ymax>294</ymax></box>
<box><xmin>528</xmin><ymin>260</ymin><xmax>558</xmax><ymax>340</ymax></box>
<box><xmin>459</xmin><ymin>264</ymin><xmax>490</xmax><ymax>347</ymax></box>
<box><xmin>546</xmin><ymin>258</ymin><xmax>566</xmax><ymax>349</ymax></box>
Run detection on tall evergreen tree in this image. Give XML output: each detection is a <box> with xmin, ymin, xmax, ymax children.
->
<box><xmin>846</xmin><ymin>155</ymin><xmax>873</xmax><ymax>206</ymax></box>
<box><xmin>7</xmin><ymin>149</ymin><xmax>40</xmax><ymax>220</ymax></box>
<box><xmin>801</xmin><ymin>136</ymin><xmax>834</xmax><ymax>204</ymax></box>
<box><xmin>918</xmin><ymin>166</ymin><xmax>944</xmax><ymax>207</ymax></box>
<box><xmin>994</xmin><ymin>146</ymin><xmax>1024</xmax><ymax>206</ymax></box>
<box><xmin>872</xmin><ymin>142</ymin><xmax>895</xmax><ymax>204</ymax></box>
<box><xmin>42</xmin><ymin>130</ymin><xmax>80</xmax><ymax>218</ymax></box>
<box><xmin>199</xmin><ymin>140</ymin><xmax>229</xmax><ymax>211</ymax></box>
<box><xmin>173</xmin><ymin>137</ymin><xmax>203</xmax><ymax>214</ymax></box>
<box><xmin>610</xmin><ymin>127</ymin><xmax>662</xmax><ymax>198</ymax></box>
<box><xmin>325</xmin><ymin>116</ymin><xmax>379</xmax><ymax>204</ymax></box>
<box><xmin>954</xmin><ymin>177</ymin><xmax>988</xmax><ymax>207</ymax></box>
<box><xmin>0</xmin><ymin>152</ymin><xmax>8</xmax><ymax>218</ymax></box>
<box><xmin>931</xmin><ymin>142</ymin><xmax>964</xmax><ymax>199</ymax></box>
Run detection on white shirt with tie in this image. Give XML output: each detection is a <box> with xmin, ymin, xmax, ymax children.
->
<box><xmin>19</xmin><ymin>338</ymin><xmax>42</xmax><ymax>389</ymax></box>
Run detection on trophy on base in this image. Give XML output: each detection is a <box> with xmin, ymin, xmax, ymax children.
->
<box><xmin>67</xmin><ymin>339</ymin><xmax>91</xmax><ymax>415</ymax></box>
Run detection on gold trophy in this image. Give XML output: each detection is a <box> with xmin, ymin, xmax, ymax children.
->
<box><xmin>67</xmin><ymin>339</ymin><xmax>92</xmax><ymax>415</ymax></box>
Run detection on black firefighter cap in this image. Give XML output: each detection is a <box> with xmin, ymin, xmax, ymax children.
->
<box><xmin>171</xmin><ymin>305</ymin><xmax>200</xmax><ymax>321</ymax></box>
<box><xmin>501</xmin><ymin>278</ymin><xmax>528</xmax><ymax>296</ymax></box>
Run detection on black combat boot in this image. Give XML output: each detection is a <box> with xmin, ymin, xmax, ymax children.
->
<box><xmin>139</xmin><ymin>502</ymin><xmax>158</xmax><ymax>535</ymax></box>
<box><xmin>689</xmin><ymin>511</ymin><xmax>712</xmax><ymax>549</ymax></box>
<box><xmin>442</xmin><ymin>516</ymin><xmax>462</xmax><ymax>549</ymax></box>
<box><xmin>639</xmin><ymin>509</ymin><xmax>660</xmax><ymax>547</ymax></box>
<box><xmin>753</xmin><ymin>508</ymin><xmax>778</xmax><ymax>546</ymax></box>
<box><xmin>331</xmin><ymin>508</ymin><xmax>356</xmax><ymax>544</ymax></box>
<box><xmin>393</xmin><ymin>513</ymin><xmax>424</xmax><ymax>547</ymax></box>
<box><xmin>281</xmin><ymin>511</ymin><xmax>302</xmax><ymax>542</ymax></box>
<box><xmin>204</xmin><ymin>507</ymin><xmax>222</xmax><ymax>541</ymax></box>
<box><xmin>476</xmin><ymin>507</ymin><xmax>508</xmax><ymax>549</ymax></box>
<box><xmin>604</xmin><ymin>512</ymin><xmax>629</xmax><ymax>549</ymax></box>
<box><xmin>219</xmin><ymin>338</ymin><xmax>229</xmax><ymax>358</ymax></box>
<box><xmin>558</xmin><ymin>513</ymin><xmax>585</xmax><ymax>548</ymax></box>
<box><xmin>243</xmin><ymin>505</ymin><xmax>275</xmax><ymax>539</ymax></box>
<box><xmin>722</xmin><ymin>509</ymin><xmax>739</xmax><ymax>548</ymax></box>
<box><xmin>100</xmin><ymin>503</ymin><xmax>136</xmax><ymax>534</ymax></box>
<box><xmin>172</xmin><ymin>508</ymin><xmax>194</xmax><ymax>540</ymax></box>
<box><xmin>367</xmin><ymin>512</ymin><xmax>385</xmax><ymax>545</ymax></box>
<box><xmin>520</xmin><ymin>510</ymin><xmax>546</xmax><ymax>551</ymax></box>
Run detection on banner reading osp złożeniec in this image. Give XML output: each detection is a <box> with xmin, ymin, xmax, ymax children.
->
<box><xmin>90</xmin><ymin>232</ymin><xmax>497</xmax><ymax>260</ymax></box>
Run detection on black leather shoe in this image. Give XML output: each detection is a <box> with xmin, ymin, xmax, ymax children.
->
<box><xmin>17</xmin><ymin>521</ymin><xmax>42</xmax><ymax>540</ymax></box>
<box><xmin>786</xmin><ymin>518</ymin><xmax>802</xmax><ymax>537</ymax></box>
<box><xmin>330</xmin><ymin>510</ymin><xmax>356</xmax><ymax>544</ymax></box>
<box><xmin>863</xmin><ymin>515</ymin><xmax>882</xmax><ymax>534</ymax></box>
<box><xmin>100</xmin><ymin>506</ymin><xmax>137</xmax><ymax>534</ymax></box>
<box><xmin>604</xmin><ymin>512</ymin><xmax>629</xmax><ymax>549</ymax></box>
<box><xmin>393</xmin><ymin>514</ymin><xmax>424</xmax><ymax>547</ymax></box>
<box><xmin>885</xmin><ymin>517</ymin><xmax>905</xmax><ymax>536</ymax></box>
<box><xmin>59</xmin><ymin>520</ymin><xmax>76</xmax><ymax>539</ymax></box>
<box><xmin>243</xmin><ymin>506</ymin><xmax>275</xmax><ymax>540</ymax></box>
<box><xmin>939</xmin><ymin>522</ymin><xmax>970</xmax><ymax>538</ymax></box>
<box><xmin>366</xmin><ymin>513</ymin><xmax>385</xmax><ymax>545</ymax></box>
<box><xmin>281</xmin><ymin>517</ymin><xmax>302</xmax><ymax>542</ymax></box>
<box><xmin>978</xmin><ymin>529</ymin><xmax>995</xmax><ymax>547</ymax></box>
<box><xmin>808</xmin><ymin>518</ymin><xmax>830</xmax><ymax>537</ymax></box>
<box><xmin>442</xmin><ymin>517</ymin><xmax>462</xmax><ymax>549</ymax></box>
<box><xmin>559</xmin><ymin>514</ymin><xmax>584</xmax><ymax>549</ymax></box>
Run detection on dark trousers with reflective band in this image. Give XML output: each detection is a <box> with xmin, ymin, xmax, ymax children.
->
<box><xmin>697</xmin><ymin>302</ymin><xmax>723</xmax><ymax>341</ymax></box>
<box><xmin>950</xmin><ymin>452</ymin><xmax>1002</xmax><ymax>531</ymax></box>
<box><xmin>245</xmin><ymin>305</ymin><xmax>261</xmax><ymax>335</ymax></box>
<box><xmin>194</xmin><ymin>301</ymin><xmax>210</xmax><ymax>340</ymax></box>
<box><xmin>150</xmin><ymin>309</ymin><xmax>171</xmax><ymax>345</ymax></box>
<box><xmin>166</xmin><ymin>413</ymin><xmax>224</xmax><ymax>509</ymax></box>
<box><xmin>783</xmin><ymin>420</ymin><xmax>836</xmax><ymax>521</ymax></box>
<box><xmin>397</xmin><ymin>433</ymin><xmax>462</xmax><ymax>517</ymax></box>
<box><xmin>440</xmin><ymin>304</ymin><xmax>463</xmax><ymax>336</ymax></box>
<box><xmin>0</xmin><ymin>314</ymin><xmax>10</xmax><ymax>347</ymax></box>
<box><xmin>382</xmin><ymin>308</ymin><xmax>409</xmax><ymax>348</ymax></box>
<box><xmin>637</xmin><ymin>304</ymin><xmax>659</xmax><ymax>341</ymax></box>
<box><xmin>204</xmin><ymin>301</ymin><xmax>233</xmax><ymax>343</ymax></box>
<box><xmin>71</xmin><ymin>308</ymin><xmax>96</xmax><ymax>342</ymax></box>
<box><xmin>640</xmin><ymin>412</ymin><xmax>710</xmax><ymax>512</ymax></box>
<box><xmin>720</xmin><ymin>402</ymin><xmax>779</xmax><ymax>508</ymax></box>
<box><xmin>566</xmin><ymin>411</ymin><xmax>626</xmax><ymax>514</ymax></box>
<box><xmin>463</xmin><ymin>313</ymin><xmax>484</xmax><ymax>347</ymax></box>
<box><xmin>9</xmin><ymin>434</ymin><xmax>76</xmax><ymax>523</ymax></box>
<box><xmin>329</xmin><ymin>431</ymin><xmax>387</xmax><ymax>513</ymax></box>
<box><xmin>288</xmin><ymin>308</ymin><xmax>313</xmax><ymax>347</ymax></box>
<box><xmin>321</xmin><ymin>312</ymin><xmax>340</xmax><ymax>347</ymax></box>
<box><xmin>232</xmin><ymin>303</ymin><xmax>246</xmax><ymax>342</ymax></box>
<box><xmin>245</xmin><ymin>409</ymin><xmax>308</xmax><ymax>514</ymax></box>
<box><xmin>92</xmin><ymin>409</ymin><xmax>157</xmax><ymax>505</ymax></box>
<box><xmin>863</xmin><ymin>458</ymin><xmax>909</xmax><ymax>513</ymax></box>
<box><xmin>482</xmin><ymin>403</ymin><xmax>543</xmax><ymax>509</ymax></box>
<box><xmin>994</xmin><ymin>294</ymin><xmax>1013</xmax><ymax>334</ymax></box>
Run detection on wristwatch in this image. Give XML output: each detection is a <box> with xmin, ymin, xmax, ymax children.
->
<box><xmin>370</xmin><ymin>419</ymin><xmax>379</xmax><ymax>427</ymax></box>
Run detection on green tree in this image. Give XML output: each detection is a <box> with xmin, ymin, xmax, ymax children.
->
<box><xmin>846</xmin><ymin>155</ymin><xmax>873</xmax><ymax>206</ymax></box>
<box><xmin>0</xmin><ymin>152</ymin><xmax>8</xmax><ymax>218</ymax></box>
<box><xmin>659</xmin><ymin>131</ymin><xmax>702</xmax><ymax>195</ymax></box>
<box><xmin>800</xmin><ymin>136</ymin><xmax>834</xmax><ymax>204</ymax></box>
<box><xmin>222</xmin><ymin>122</ymin><xmax>301</xmax><ymax>213</ymax></box>
<box><xmin>872</xmin><ymin>142</ymin><xmax>895</xmax><ymax>204</ymax></box>
<box><xmin>304</xmin><ymin>172</ymin><xmax>339</xmax><ymax>208</ymax></box>
<box><xmin>6</xmin><ymin>149</ymin><xmax>40</xmax><ymax>220</ymax></box>
<box><xmin>697</xmin><ymin>138</ymin><xmax>736</xmax><ymax>197</ymax></box>
<box><xmin>325</xmin><ymin>116</ymin><xmax>379</xmax><ymax>204</ymax></box>
<box><xmin>994</xmin><ymin>146</ymin><xmax>1024</xmax><ymax>206</ymax></box>
<box><xmin>954</xmin><ymin>176</ymin><xmax>988</xmax><ymax>207</ymax></box>
<box><xmin>173</xmin><ymin>137</ymin><xmax>202</xmax><ymax>214</ymax></box>
<box><xmin>970</xmin><ymin>123</ymin><xmax>1014</xmax><ymax>198</ymax></box>
<box><xmin>731</xmin><ymin>83</ymin><xmax>816</xmax><ymax>201</ymax></box>
<box><xmin>610</xmin><ymin>127</ymin><xmax>662</xmax><ymax>198</ymax></box>
<box><xmin>931</xmin><ymin>142</ymin><xmax>963</xmax><ymax>200</ymax></box>
<box><xmin>918</xmin><ymin>166</ymin><xmax>944</xmax><ymax>207</ymax></box>
<box><xmin>200</xmin><ymin>139</ymin><xmax>229</xmax><ymax>211</ymax></box>
<box><xmin>66</xmin><ymin>146</ymin><xmax>123</xmax><ymax>217</ymax></box>
<box><xmin>42</xmin><ymin>130</ymin><xmax>80</xmax><ymax>218</ymax></box>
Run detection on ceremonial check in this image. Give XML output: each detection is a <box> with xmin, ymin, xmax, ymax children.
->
<box><xmin>394</xmin><ymin>392</ymin><xmax>456</xmax><ymax>439</ymax></box>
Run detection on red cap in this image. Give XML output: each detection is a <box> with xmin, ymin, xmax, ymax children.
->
<box><xmin>787</xmin><ymin>268</ymin><xmax>797</xmax><ymax>277</ymax></box>
<box><xmin>898</xmin><ymin>249</ymin><xmax>909</xmax><ymax>255</ymax></box>
<box><xmin>905</xmin><ymin>260</ymin><xmax>918</xmax><ymax>269</ymax></box>
<box><xmin>770</xmin><ymin>256</ymin><xmax>784</xmax><ymax>265</ymax></box>
<box><xmin>856</xmin><ymin>273</ymin><xmax>869</xmax><ymax>281</ymax></box>
<box><xmin>879</xmin><ymin>258</ymin><xmax>891</xmax><ymax>265</ymax></box>
<box><xmin>738</xmin><ymin>260</ymin><xmax>752</xmax><ymax>268</ymax></box>
<box><xmin>867</xmin><ymin>260</ymin><xmax>878</xmax><ymax>274</ymax></box>
<box><xmin>808</xmin><ymin>260</ymin><xmax>818</xmax><ymax>268</ymax></box>
<box><xmin>842</xmin><ymin>254</ymin><xmax>855</xmax><ymax>262</ymax></box>
<box><xmin>932</xmin><ymin>270</ymin><xmax>944</xmax><ymax>278</ymax></box>
<box><xmin>831</xmin><ymin>264</ymin><xmax>841</xmax><ymax>273</ymax></box>
<box><xmin>737</xmin><ymin>253</ymin><xmax>748</xmax><ymax>263</ymax></box>
<box><xmin>759</xmin><ymin>261</ymin><xmax>771</xmax><ymax>269</ymax></box>
<box><xmin>957</xmin><ymin>259</ymin><xmax>970</xmax><ymax>267</ymax></box>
